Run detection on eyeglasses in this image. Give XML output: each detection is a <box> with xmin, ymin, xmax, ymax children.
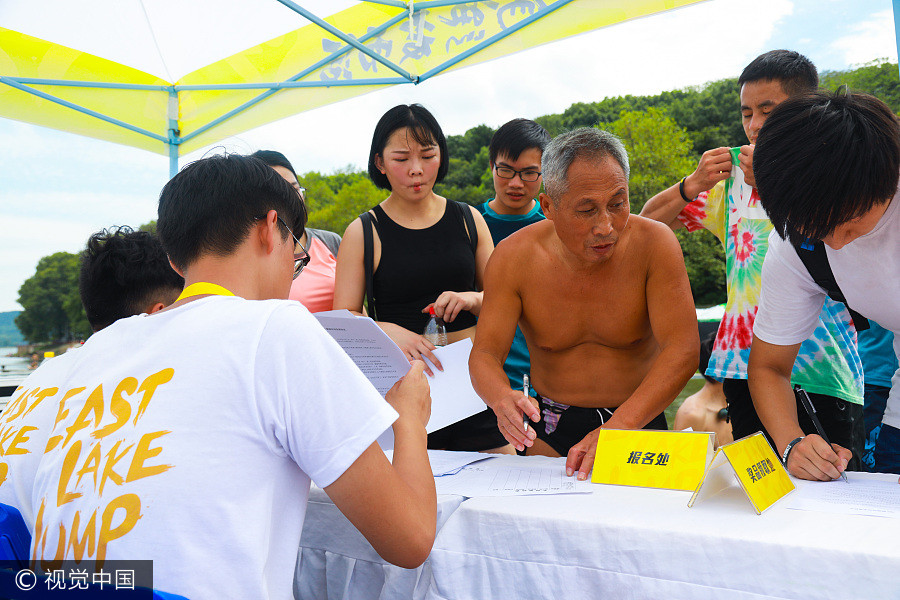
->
<box><xmin>494</xmin><ymin>165</ymin><xmax>542</xmax><ymax>182</ymax></box>
<box><xmin>297</xmin><ymin>186</ymin><xmax>307</xmax><ymax>203</ymax></box>
<box><xmin>257</xmin><ymin>215</ymin><xmax>310</xmax><ymax>279</ymax></box>
<box><xmin>277</xmin><ymin>216</ymin><xmax>310</xmax><ymax>279</ymax></box>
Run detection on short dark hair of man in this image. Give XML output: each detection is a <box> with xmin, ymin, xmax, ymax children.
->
<box><xmin>158</xmin><ymin>154</ymin><xmax>306</xmax><ymax>271</ymax></box>
<box><xmin>738</xmin><ymin>49</ymin><xmax>818</xmax><ymax>97</ymax></box>
<box><xmin>488</xmin><ymin>118</ymin><xmax>551</xmax><ymax>166</ymax></box>
<box><xmin>79</xmin><ymin>226</ymin><xmax>185</xmax><ymax>332</ymax></box>
<box><xmin>250</xmin><ymin>149</ymin><xmax>298</xmax><ymax>180</ymax></box>
<box><xmin>367</xmin><ymin>104</ymin><xmax>449</xmax><ymax>190</ymax></box>
<box><xmin>754</xmin><ymin>90</ymin><xmax>900</xmax><ymax>245</ymax></box>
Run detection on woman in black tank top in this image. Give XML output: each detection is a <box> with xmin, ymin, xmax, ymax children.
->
<box><xmin>333</xmin><ymin>104</ymin><xmax>512</xmax><ymax>453</ymax></box>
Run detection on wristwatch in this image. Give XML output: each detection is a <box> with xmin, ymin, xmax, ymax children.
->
<box><xmin>781</xmin><ymin>436</ymin><xmax>804</xmax><ymax>466</ymax></box>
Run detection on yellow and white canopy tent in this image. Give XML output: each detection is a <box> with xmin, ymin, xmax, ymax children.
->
<box><xmin>0</xmin><ymin>0</ymin><xmax>706</xmax><ymax>177</ymax></box>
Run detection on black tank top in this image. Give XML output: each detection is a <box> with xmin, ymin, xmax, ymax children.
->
<box><xmin>372</xmin><ymin>201</ymin><xmax>478</xmax><ymax>333</ymax></box>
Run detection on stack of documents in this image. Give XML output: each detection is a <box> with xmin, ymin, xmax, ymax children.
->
<box><xmin>314</xmin><ymin>311</ymin><xmax>488</xmax><ymax>448</ymax></box>
<box><xmin>429</xmin><ymin>452</ymin><xmax>593</xmax><ymax>497</ymax></box>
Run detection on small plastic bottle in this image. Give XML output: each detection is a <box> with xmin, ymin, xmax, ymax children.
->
<box><xmin>423</xmin><ymin>306</ymin><xmax>448</xmax><ymax>346</ymax></box>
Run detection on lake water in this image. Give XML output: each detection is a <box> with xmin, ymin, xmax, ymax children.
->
<box><xmin>0</xmin><ymin>346</ymin><xmax>31</xmax><ymax>375</ymax></box>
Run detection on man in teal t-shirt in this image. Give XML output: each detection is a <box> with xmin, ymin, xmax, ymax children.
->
<box><xmin>476</xmin><ymin>118</ymin><xmax>550</xmax><ymax>389</ymax></box>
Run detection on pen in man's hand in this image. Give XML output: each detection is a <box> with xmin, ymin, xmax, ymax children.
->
<box><xmin>796</xmin><ymin>385</ymin><xmax>849</xmax><ymax>483</ymax></box>
<box><xmin>523</xmin><ymin>374</ymin><xmax>530</xmax><ymax>432</ymax></box>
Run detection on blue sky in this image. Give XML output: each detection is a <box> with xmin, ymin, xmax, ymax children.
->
<box><xmin>1</xmin><ymin>0</ymin><xmax>897</xmax><ymax>312</ymax></box>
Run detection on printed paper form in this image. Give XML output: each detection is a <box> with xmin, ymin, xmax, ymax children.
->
<box><xmin>786</xmin><ymin>474</ymin><xmax>900</xmax><ymax>518</ymax></box>
<box><xmin>315</xmin><ymin>313</ymin><xmax>410</xmax><ymax>395</ymax></box>
<box><xmin>428</xmin><ymin>449</ymin><xmax>496</xmax><ymax>477</ymax></box>
<box><xmin>377</xmin><ymin>339</ymin><xmax>489</xmax><ymax>449</ymax></box>
<box><xmin>434</xmin><ymin>461</ymin><xmax>592</xmax><ymax>497</ymax></box>
<box><xmin>387</xmin><ymin>449</ymin><xmax>497</xmax><ymax>476</ymax></box>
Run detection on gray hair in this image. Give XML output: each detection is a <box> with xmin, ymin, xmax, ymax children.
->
<box><xmin>541</xmin><ymin>128</ymin><xmax>630</xmax><ymax>201</ymax></box>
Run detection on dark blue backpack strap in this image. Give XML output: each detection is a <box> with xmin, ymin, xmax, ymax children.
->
<box><xmin>792</xmin><ymin>238</ymin><xmax>869</xmax><ymax>331</ymax></box>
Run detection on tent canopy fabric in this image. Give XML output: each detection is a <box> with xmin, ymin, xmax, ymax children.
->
<box><xmin>0</xmin><ymin>0</ymin><xmax>706</xmax><ymax>173</ymax></box>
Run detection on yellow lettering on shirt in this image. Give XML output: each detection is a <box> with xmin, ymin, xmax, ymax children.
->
<box><xmin>25</xmin><ymin>387</ymin><xmax>59</xmax><ymax>417</ymax></box>
<box><xmin>62</xmin><ymin>384</ymin><xmax>104</xmax><ymax>449</ymax></box>
<box><xmin>99</xmin><ymin>440</ymin><xmax>133</xmax><ymax>496</ymax></box>
<box><xmin>67</xmin><ymin>510</ymin><xmax>97</xmax><ymax>562</ymax></box>
<box><xmin>133</xmin><ymin>368</ymin><xmax>174</xmax><ymax>425</ymax></box>
<box><xmin>126</xmin><ymin>431</ymin><xmax>173</xmax><ymax>483</ymax></box>
<box><xmin>45</xmin><ymin>387</ymin><xmax>86</xmax><ymax>453</ymax></box>
<box><xmin>56</xmin><ymin>440</ymin><xmax>83</xmax><ymax>507</ymax></box>
<box><xmin>74</xmin><ymin>441</ymin><xmax>103</xmax><ymax>491</ymax></box>
<box><xmin>97</xmin><ymin>493</ymin><xmax>142</xmax><ymax>566</ymax></box>
<box><xmin>5</xmin><ymin>426</ymin><xmax>37</xmax><ymax>456</ymax></box>
<box><xmin>1</xmin><ymin>388</ymin><xmax>34</xmax><ymax>423</ymax></box>
<box><xmin>94</xmin><ymin>378</ymin><xmax>136</xmax><ymax>439</ymax></box>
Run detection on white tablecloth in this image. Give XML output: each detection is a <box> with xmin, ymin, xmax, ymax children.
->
<box><xmin>425</xmin><ymin>455</ymin><xmax>900</xmax><ymax>600</ymax></box>
<box><xmin>295</xmin><ymin>486</ymin><xmax>465</xmax><ymax>600</ymax></box>
<box><xmin>295</xmin><ymin>455</ymin><xmax>900</xmax><ymax>600</ymax></box>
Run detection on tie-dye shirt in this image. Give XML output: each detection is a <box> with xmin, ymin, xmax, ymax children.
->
<box><xmin>676</xmin><ymin>149</ymin><xmax>862</xmax><ymax>404</ymax></box>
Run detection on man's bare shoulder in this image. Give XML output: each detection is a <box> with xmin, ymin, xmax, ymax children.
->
<box><xmin>627</xmin><ymin>214</ymin><xmax>682</xmax><ymax>252</ymax></box>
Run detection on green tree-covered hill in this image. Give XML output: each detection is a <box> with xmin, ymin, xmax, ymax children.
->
<box><xmin>0</xmin><ymin>311</ymin><xmax>25</xmax><ymax>346</ymax></box>
<box><xmin>18</xmin><ymin>60</ymin><xmax>899</xmax><ymax>338</ymax></box>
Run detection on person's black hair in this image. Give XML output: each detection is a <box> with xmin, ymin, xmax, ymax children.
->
<box><xmin>158</xmin><ymin>153</ymin><xmax>306</xmax><ymax>271</ymax></box>
<box><xmin>250</xmin><ymin>149</ymin><xmax>298</xmax><ymax>181</ymax></box>
<box><xmin>489</xmin><ymin>118</ymin><xmax>551</xmax><ymax>166</ymax></box>
<box><xmin>755</xmin><ymin>90</ymin><xmax>900</xmax><ymax>244</ymax></box>
<box><xmin>738</xmin><ymin>49</ymin><xmax>818</xmax><ymax>97</ymax></box>
<box><xmin>367</xmin><ymin>104</ymin><xmax>449</xmax><ymax>190</ymax></box>
<box><xmin>79</xmin><ymin>226</ymin><xmax>185</xmax><ymax>332</ymax></box>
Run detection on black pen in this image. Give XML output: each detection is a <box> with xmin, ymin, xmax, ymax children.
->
<box><xmin>795</xmin><ymin>385</ymin><xmax>849</xmax><ymax>483</ymax></box>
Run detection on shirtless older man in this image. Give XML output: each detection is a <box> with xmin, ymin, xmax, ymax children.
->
<box><xmin>470</xmin><ymin>127</ymin><xmax>699</xmax><ymax>479</ymax></box>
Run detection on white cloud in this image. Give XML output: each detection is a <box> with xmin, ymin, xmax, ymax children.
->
<box><xmin>832</xmin><ymin>8</ymin><xmax>898</xmax><ymax>65</ymax></box>
<box><xmin>0</xmin><ymin>192</ymin><xmax>158</xmax><ymax>312</ymax></box>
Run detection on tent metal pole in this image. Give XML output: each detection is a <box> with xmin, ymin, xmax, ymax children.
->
<box><xmin>3</xmin><ymin>77</ymin><xmax>170</xmax><ymax>91</ymax></box>
<box><xmin>168</xmin><ymin>143</ymin><xmax>178</xmax><ymax>178</ymax></box>
<box><xmin>180</xmin><ymin>12</ymin><xmax>408</xmax><ymax>144</ymax></box>
<box><xmin>894</xmin><ymin>0</ymin><xmax>900</xmax><ymax>80</ymax></box>
<box><xmin>416</xmin><ymin>0</ymin><xmax>492</xmax><ymax>8</ymax></box>
<box><xmin>418</xmin><ymin>0</ymin><xmax>573</xmax><ymax>82</ymax></box>
<box><xmin>361</xmin><ymin>0</ymin><xmax>407</xmax><ymax>7</ymax></box>
<box><xmin>0</xmin><ymin>76</ymin><xmax>169</xmax><ymax>143</ymax></box>
<box><xmin>168</xmin><ymin>88</ymin><xmax>180</xmax><ymax>178</ymax></box>
<box><xmin>175</xmin><ymin>77</ymin><xmax>410</xmax><ymax>91</ymax></box>
<box><xmin>275</xmin><ymin>0</ymin><xmax>417</xmax><ymax>82</ymax></box>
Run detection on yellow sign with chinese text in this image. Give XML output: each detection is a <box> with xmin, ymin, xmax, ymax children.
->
<box><xmin>723</xmin><ymin>432</ymin><xmax>794</xmax><ymax>513</ymax></box>
<box><xmin>688</xmin><ymin>433</ymin><xmax>794</xmax><ymax>514</ymax></box>
<box><xmin>591</xmin><ymin>429</ymin><xmax>715</xmax><ymax>491</ymax></box>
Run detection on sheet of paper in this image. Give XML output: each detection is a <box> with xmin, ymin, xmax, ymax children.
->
<box><xmin>313</xmin><ymin>309</ymin><xmax>356</xmax><ymax>318</ymax></box>
<box><xmin>434</xmin><ymin>461</ymin><xmax>592</xmax><ymax>497</ymax></box>
<box><xmin>425</xmin><ymin>338</ymin><xmax>489</xmax><ymax>432</ymax></box>
<box><xmin>377</xmin><ymin>339</ymin><xmax>489</xmax><ymax>449</ymax></box>
<box><xmin>428</xmin><ymin>449</ymin><xmax>496</xmax><ymax>476</ymax></box>
<box><xmin>315</xmin><ymin>313</ymin><xmax>410</xmax><ymax>396</ymax></box>
<box><xmin>786</xmin><ymin>474</ymin><xmax>900</xmax><ymax>518</ymax></box>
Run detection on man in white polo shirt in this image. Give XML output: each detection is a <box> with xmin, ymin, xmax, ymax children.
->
<box><xmin>749</xmin><ymin>91</ymin><xmax>900</xmax><ymax>479</ymax></box>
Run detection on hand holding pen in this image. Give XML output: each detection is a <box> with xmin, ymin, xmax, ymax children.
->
<box><xmin>790</xmin><ymin>386</ymin><xmax>852</xmax><ymax>483</ymax></box>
